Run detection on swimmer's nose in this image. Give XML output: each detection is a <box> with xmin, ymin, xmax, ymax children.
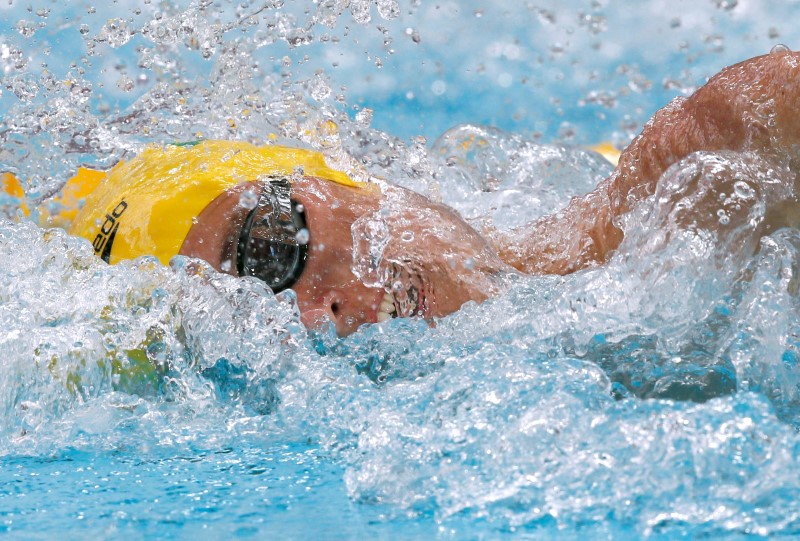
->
<box><xmin>299</xmin><ymin>291</ymin><xmax>355</xmax><ymax>336</ymax></box>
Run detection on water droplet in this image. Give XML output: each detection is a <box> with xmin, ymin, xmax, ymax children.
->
<box><xmin>108</xmin><ymin>20</ymin><xmax>132</xmax><ymax>47</ymax></box>
<box><xmin>116</xmin><ymin>75</ymin><xmax>134</xmax><ymax>92</ymax></box>
<box><xmin>558</xmin><ymin>122</ymin><xmax>577</xmax><ymax>141</ymax></box>
<box><xmin>376</xmin><ymin>0</ymin><xmax>400</xmax><ymax>20</ymax></box>
<box><xmin>355</xmin><ymin>108</ymin><xmax>373</xmax><ymax>127</ymax></box>
<box><xmin>295</xmin><ymin>228</ymin><xmax>310</xmax><ymax>244</ymax></box>
<box><xmin>713</xmin><ymin>0</ymin><xmax>738</xmax><ymax>10</ymax></box>
<box><xmin>295</xmin><ymin>203</ymin><xmax>305</xmax><ymax>213</ymax></box>
<box><xmin>239</xmin><ymin>190</ymin><xmax>259</xmax><ymax>210</ymax></box>
<box><xmin>309</xmin><ymin>72</ymin><xmax>331</xmax><ymax>101</ymax></box>
<box><xmin>220</xmin><ymin>259</ymin><xmax>232</xmax><ymax>272</ymax></box>
<box><xmin>733</xmin><ymin>180</ymin><xmax>755</xmax><ymax>200</ymax></box>
<box><xmin>350</xmin><ymin>0</ymin><xmax>372</xmax><ymax>24</ymax></box>
<box><xmin>771</xmin><ymin>44</ymin><xmax>791</xmax><ymax>55</ymax></box>
<box><xmin>400</xmin><ymin>230</ymin><xmax>414</xmax><ymax>242</ymax></box>
<box><xmin>404</xmin><ymin>27</ymin><xmax>421</xmax><ymax>43</ymax></box>
<box><xmin>15</xmin><ymin>20</ymin><xmax>37</xmax><ymax>38</ymax></box>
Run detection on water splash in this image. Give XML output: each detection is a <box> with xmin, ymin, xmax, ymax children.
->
<box><xmin>0</xmin><ymin>220</ymin><xmax>306</xmax><ymax>452</ymax></box>
<box><xmin>3</xmin><ymin>0</ymin><xmax>800</xmax><ymax>538</ymax></box>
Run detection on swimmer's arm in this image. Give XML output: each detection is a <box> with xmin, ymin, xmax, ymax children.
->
<box><xmin>492</xmin><ymin>50</ymin><xmax>800</xmax><ymax>275</ymax></box>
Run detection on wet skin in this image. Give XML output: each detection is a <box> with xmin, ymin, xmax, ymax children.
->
<box><xmin>493</xmin><ymin>49</ymin><xmax>800</xmax><ymax>275</ymax></box>
<box><xmin>180</xmin><ymin>175</ymin><xmax>507</xmax><ymax>336</ymax></box>
<box><xmin>182</xmin><ymin>50</ymin><xmax>800</xmax><ymax>337</ymax></box>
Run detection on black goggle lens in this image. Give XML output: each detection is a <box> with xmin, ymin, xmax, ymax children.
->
<box><xmin>236</xmin><ymin>181</ymin><xmax>308</xmax><ymax>293</ymax></box>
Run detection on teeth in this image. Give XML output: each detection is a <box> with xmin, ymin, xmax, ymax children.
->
<box><xmin>376</xmin><ymin>291</ymin><xmax>396</xmax><ymax>323</ymax></box>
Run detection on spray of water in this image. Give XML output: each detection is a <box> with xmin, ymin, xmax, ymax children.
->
<box><xmin>3</xmin><ymin>0</ymin><xmax>800</xmax><ymax>537</ymax></box>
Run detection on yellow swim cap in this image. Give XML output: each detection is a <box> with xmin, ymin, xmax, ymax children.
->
<box><xmin>69</xmin><ymin>140</ymin><xmax>361</xmax><ymax>265</ymax></box>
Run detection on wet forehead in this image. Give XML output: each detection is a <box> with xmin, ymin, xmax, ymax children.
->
<box><xmin>291</xmin><ymin>175</ymin><xmax>382</xmax><ymax>217</ymax></box>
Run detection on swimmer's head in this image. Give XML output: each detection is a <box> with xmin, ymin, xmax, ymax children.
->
<box><xmin>69</xmin><ymin>140</ymin><xmax>362</xmax><ymax>273</ymax></box>
<box><xmin>70</xmin><ymin>139</ymin><xmax>504</xmax><ymax>336</ymax></box>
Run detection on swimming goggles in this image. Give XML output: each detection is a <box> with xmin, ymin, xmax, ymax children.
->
<box><xmin>236</xmin><ymin>178</ymin><xmax>309</xmax><ymax>292</ymax></box>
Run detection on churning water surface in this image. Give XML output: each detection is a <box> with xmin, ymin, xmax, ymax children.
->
<box><xmin>2</xmin><ymin>0</ymin><xmax>800</xmax><ymax>539</ymax></box>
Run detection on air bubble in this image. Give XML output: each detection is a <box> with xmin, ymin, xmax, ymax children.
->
<box><xmin>220</xmin><ymin>259</ymin><xmax>232</xmax><ymax>272</ymax></box>
<box><xmin>400</xmin><ymin>231</ymin><xmax>414</xmax><ymax>242</ymax></box>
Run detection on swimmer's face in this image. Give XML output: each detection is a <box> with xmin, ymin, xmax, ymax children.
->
<box><xmin>181</xmin><ymin>176</ymin><xmax>506</xmax><ymax>336</ymax></box>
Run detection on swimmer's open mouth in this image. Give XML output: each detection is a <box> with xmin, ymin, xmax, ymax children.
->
<box><xmin>376</xmin><ymin>266</ymin><xmax>426</xmax><ymax>322</ymax></box>
<box><xmin>377</xmin><ymin>290</ymin><xmax>398</xmax><ymax>322</ymax></box>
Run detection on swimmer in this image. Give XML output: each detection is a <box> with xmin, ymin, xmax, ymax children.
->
<box><xmin>15</xmin><ymin>50</ymin><xmax>800</xmax><ymax>337</ymax></box>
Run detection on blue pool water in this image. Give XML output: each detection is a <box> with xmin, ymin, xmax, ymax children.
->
<box><xmin>3</xmin><ymin>0</ymin><xmax>800</xmax><ymax>539</ymax></box>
